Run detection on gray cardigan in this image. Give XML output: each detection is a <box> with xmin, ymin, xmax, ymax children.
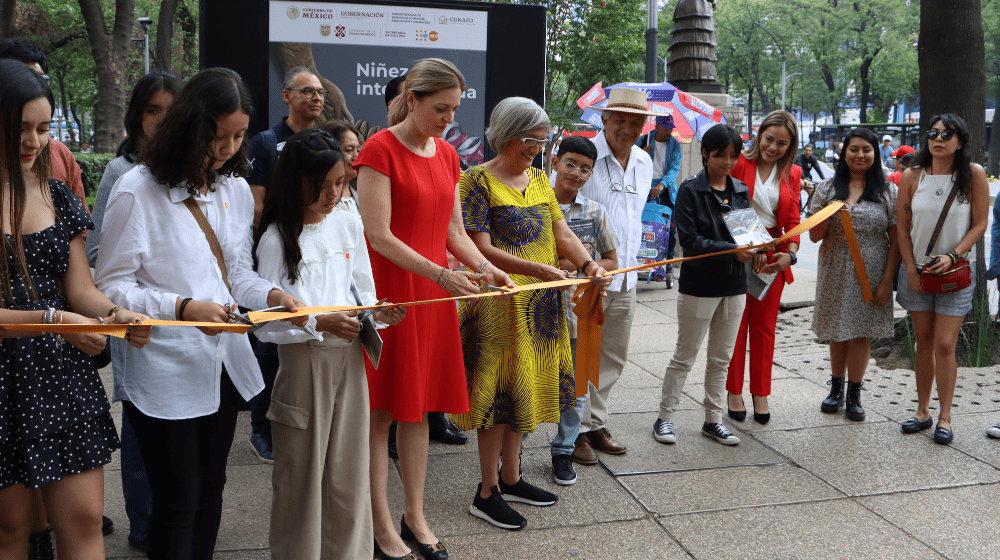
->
<box><xmin>86</xmin><ymin>156</ymin><xmax>137</xmax><ymax>267</ymax></box>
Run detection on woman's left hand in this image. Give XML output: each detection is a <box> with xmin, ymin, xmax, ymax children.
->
<box><xmin>760</xmin><ymin>253</ymin><xmax>792</xmax><ymax>274</ymax></box>
<box><xmin>374</xmin><ymin>304</ymin><xmax>407</xmax><ymax>326</ymax></box>
<box><xmin>111</xmin><ymin>309</ymin><xmax>153</xmax><ymax>348</ymax></box>
<box><xmin>872</xmin><ymin>281</ymin><xmax>893</xmax><ymax>308</ymax></box>
<box><xmin>584</xmin><ymin>264</ymin><xmax>612</xmax><ymax>297</ymax></box>
<box><xmin>481</xmin><ymin>264</ymin><xmax>516</xmax><ymax>290</ymax></box>
<box><xmin>267</xmin><ymin>290</ymin><xmax>309</xmax><ymax>327</ymax></box>
<box><xmin>925</xmin><ymin>254</ymin><xmax>957</xmax><ymax>275</ymax></box>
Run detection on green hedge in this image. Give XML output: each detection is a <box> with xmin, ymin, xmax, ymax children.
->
<box><xmin>74</xmin><ymin>152</ymin><xmax>116</xmax><ymax>202</ymax></box>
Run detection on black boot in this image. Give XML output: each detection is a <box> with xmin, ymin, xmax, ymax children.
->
<box><xmin>820</xmin><ymin>376</ymin><xmax>845</xmax><ymax>413</ymax></box>
<box><xmin>845</xmin><ymin>381</ymin><xmax>865</xmax><ymax>421</ymax></box>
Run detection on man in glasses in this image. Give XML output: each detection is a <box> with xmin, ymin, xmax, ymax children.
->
<box><xmin>245</xmin><ymin>66</ymin><xmax>327</xmax><ymax>465</ymax></box>
<box><xmin>0</xmin><ymin>39</ymin><xmax>86</xmax><ymax>204</ymax></box>
<box><xmin>573</xmin><ymin>87</ymin><xmax>657</xmax><ymax>461</ymax></box>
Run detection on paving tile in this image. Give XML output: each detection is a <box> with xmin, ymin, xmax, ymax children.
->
<box><xmin>620</xmin><ymin>463</ymin><xmax>843</xmax><ymax>516</ymax></box>
<box><xmin>616</xmin><ymin>360</ymin><xmax>665</xmax><ymax>389</ymax></box>
<box><xmin>427</xmin><ymin>420</ymin><xmax>556</xmax><ymax>456</ymax></box>
<box><xmin>859</xmin><ymin>483</ymin><xmax>1000</xmax><ymax>560</ymax></box>
<box><xmin>864</xmin><ymin>366</ymin><xmax>1000</xmax><ymax>422</ymax></box>
<box><xmin>659</xmin><ymin>499</ymin><xmax>947</xmax><ymax>560</ymax></box>
<box><xmin>416</xmin><ymin>448</ymin><xmax>646</xmax><ymax>538</ymax></box>
<box><xmin>439</xmin><ymin>518</ymin><xmax>689</xmax><ymax>560</ymax></box>
<box><xmin>635</xmin><ymin>284</ymin><xmax>680</xmax><ymax>304</ymax></box>
<box><xmin>754</xmin><ymin>422</ymin><xmax>1000</xmax><ymax>496</ymax></box>
<box><xmin>632</xmin><ymin>301</ymin><xmax>674</xmax><ymax>325</ymax></box>
<box><xmin>939</xmin><ymin>411</ymin><xmax>1000</xmax><ymax>469</ymax></box>
<box><xmin>597</xmin><ymin>411</ymin><xmax>787</xmax><ymax>476</ymax></box>
<box><xmin>628</xmin><ymin>323</ymin><xmax>679</xmax><ymax>354</ymax></box>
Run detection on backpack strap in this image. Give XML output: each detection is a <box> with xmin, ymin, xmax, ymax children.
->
<box><xmin>261</xmin><ymin>129</ymin><xmax>278</xmax><ymax>167</ymax></box>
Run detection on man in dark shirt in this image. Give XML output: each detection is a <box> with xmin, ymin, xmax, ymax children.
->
<box><xmin>794</xmin><ymin>144</ymin><xmax>826</xmax><ymax>212</ymax></box>
<box><xmin>245</xmin><ymin>66</ymin><xmax>325</xmax><ymax>463</ymax></box>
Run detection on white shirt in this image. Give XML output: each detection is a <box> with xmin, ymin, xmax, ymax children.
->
<box><xmin>95</xmin><ymin>166</ymin><xmax>275</xmax><ymax>419</ymax></box>
<box><xmin>752</xmin><ymin>164</ymin><xmax>780</xmax><ymax>228</ymax></box>
<box><xmin>255</xmin><ymin>211</ymin><xmax>380</xmax><ymax>345</ymax></box>
<box><xmin>651</xmin><ymin>139</ymin><xmax>668</xmax><ymax>178</ymax></box>
<box><xmin>580</xmin><ymin>132</ymin><xmax>653</xmax><ymax>292</ymax></box>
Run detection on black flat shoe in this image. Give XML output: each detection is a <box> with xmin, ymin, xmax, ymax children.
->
<box><xmin>727</xmin><ymin>394</ymin><xmax>746</xmax><ymax>422</ymax></box>
<box><xmin>934</xmin><ymin>423</ymin><xmax>954</xmax><ymax>444</ymax></box>
<box><xmin>400</xmin><ymin>515</ymin><xmax>449</xmax><ymax>560</ymax></box>
<box><xmin>901</xmin><ymin>416</ymin><xmax>933</xmax><ymax>433</ymax></box>
<box><xmin>752</xmin><ymin>395</ymin><xmax>770</xmax><ymax>425</ymax></box>
<box><xmin>374</xmin><ymin>538</ymin><xmax>420</xmax><ymax>560</ymax></box>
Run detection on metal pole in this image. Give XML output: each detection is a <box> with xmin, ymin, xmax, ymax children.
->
<box><xmin>780</xmin><ymin>56</ymin><xmax>786</xmax><ymax>111</ymax></box>
<box><xmin>144</xmin><ymin>32</ymin><xmax>150</xmax><ymax>74</ymax></box>
<box><xmin>645</xmin><ymin>0</ymin><xmax>658</xmax><ymax>83</ymax></box>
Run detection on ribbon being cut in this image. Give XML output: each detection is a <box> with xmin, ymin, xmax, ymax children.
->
<box><xmin>5</xmin><ymin>202</ymin><xmax>852</xmax><ymax>398</ymax></box>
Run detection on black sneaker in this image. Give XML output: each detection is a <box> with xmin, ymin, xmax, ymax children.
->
<box><xmin>701</xmin><ymin>422</ymin><xmax>740</xmax><ymax>445</ymax></box>
<box><xmin>469</xmin><ymin>484</ymin><xmax>527</xmax><ymax>531</ymax></box>
<box><xmin>499</xmin><ymin>476</ymin><xmax>558</xmax><ymax>506</ymax></box>
<box><xmin>551</xmin><ymin>455</ymin><xmax>577</xmax><ymax>486</ymax></box>
<box><xmin>652</xmin><ymin>419</ymin><xmax>676</xmax><ymax>444</ymax></box>
<box><xmin>249</xmin><ymin>432</ymin><xmax>274</xmax><ymax>464</ymax></box>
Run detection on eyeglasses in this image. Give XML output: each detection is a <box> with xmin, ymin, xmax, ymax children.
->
<box><xmin>926</xmin><ymin>129</ymin><xmax>956</xmax><ymax>141</ymax></box>
<box><xmin>288</xmin><ymin>87</ymin><xmax>328</xmax><ymax>99</ymax></box>
<box><xmin>520</xmin><ymin>137</ymin><xmax>549</xmax><ymax>148</ymax></box>
<box><xmin>610</xmin><ymin>182</ymin><xmax>637</xmax><ymax>194</ymax></box>
<box><xmin>560</xmin><ymin>161</ymin><xmax>593</xmax><ymax>177</ymax></box>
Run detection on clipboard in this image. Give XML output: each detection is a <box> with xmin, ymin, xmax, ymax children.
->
<box><xmin>350</xmin><ymin>282</ymin><xmax>383</xmax><ymax>369</ymax></box>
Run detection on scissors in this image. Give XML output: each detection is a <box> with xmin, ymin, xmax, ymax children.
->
<box><xmin>357</xmin><ymin>298</ymin><xmax>389</xmax><ymax>323</ymax></box>
<box><xmin>229</xmin><ymin>306</ymin><xmax>288</xmax><ymax>333</ymax></box>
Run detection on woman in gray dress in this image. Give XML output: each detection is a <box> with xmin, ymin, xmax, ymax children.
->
<box><xmin>808</xmin><ymin>128</ymin><xmax>899</xmax><ymax>422</ymax></box>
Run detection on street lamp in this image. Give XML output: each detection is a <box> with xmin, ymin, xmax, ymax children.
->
<box><xmin>742</xmin><ymin>20</ymin><xmax>788</xmax><ymax>111</ymax></box>
<box><xmin>135</xmin><ymin>17</ymin><xmax>153</xmax><ymax>74</ymax></box>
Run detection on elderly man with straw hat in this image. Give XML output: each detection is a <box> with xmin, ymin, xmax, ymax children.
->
<box><xmin>571</xmin><ymin>87</ymin><xmax>657</xmax><ymax>464</ymax></box>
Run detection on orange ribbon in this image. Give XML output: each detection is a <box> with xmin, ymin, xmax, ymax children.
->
<box><xmin>839</xmin><ymin>211</ymin><xmax>874</xmax><ymax>303</ymax></box>
<box><xmin>4</xmin><ymin>319</ymin><xmax>251</xmax><ymax>339</ymax></box>
<box><xmin>571</xmin><ymin>283</ymin><xmax>605</xmax><ymax>398</ymax></box>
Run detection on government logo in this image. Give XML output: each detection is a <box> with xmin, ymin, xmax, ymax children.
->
<box><xmin>320</xmin><ymin>24</ymin><xmax>331</xmax><ymax>36</ymax></box>
<box><xmin>287</xmin><ymin>6</ymin><xmax>299</xmax><ymax>19</ymax></box>
<box><xmin>429</xmin><ymin>31</ymin><xmax>439</xmax><ymax>41</ymax></box>
<box><xmin>335</xmin><ymin>25</ymin><xmax>346</xmax><ymax>38</ymax></box>
<box><xmin>438</xmin><ymin>16</ymin><xmax>447</xmax><ymax>24</ymax></box>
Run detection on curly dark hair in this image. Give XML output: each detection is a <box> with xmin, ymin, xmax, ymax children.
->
<box><xmin>256</xmin><ymin>129</ymin><xmax>345</xmax><ymax>284</ymax></box>
<box><xmin>118</xmin><ymin>71</ymin><xmax>184</xmax><ymax>162</ymax></box>
<box><xmin>914</xmin><ymin>113</ymin><xmax>973</xmax><ymax>197</ymax></box>
<box><xmin>142</xmin><ymin>67</ymin><xmax>253</xmax><ymax>195</ymax></box>
<box><xmin>831</xmin><ymin>128</ymin><xmax>888</xmax><ymax>204</ymax></box>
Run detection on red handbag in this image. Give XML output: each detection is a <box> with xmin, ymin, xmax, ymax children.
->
<box><xmin>918</xmin><ymin>179</ymin><xmax>971</xmax><ymax>295</ymax></box>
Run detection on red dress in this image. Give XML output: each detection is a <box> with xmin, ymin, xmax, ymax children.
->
<box><xmin>352</xmin><ymin>129</ymin><xmax>470</xmax><ymax>422</ymax></box>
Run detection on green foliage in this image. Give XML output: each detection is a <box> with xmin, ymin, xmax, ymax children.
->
<box><xmin>902</xmin><ymin>314</ymin><xmax>916</xmax><ymax>370</ymax></box>
<box><xmin>960</xmin><ymin>288</ymin><xmax>1000</xmax><ymax>367</ymax></box>
<box><xmin>73</xmin><ymin>151</ymin><xmax>115</xmax><ymax>200</ymax></box>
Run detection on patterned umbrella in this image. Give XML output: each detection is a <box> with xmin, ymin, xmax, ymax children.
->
<box><xmin>575</xmin><ymin>81</ymin><xmax>726</xmax><ymax>143</ymax></box>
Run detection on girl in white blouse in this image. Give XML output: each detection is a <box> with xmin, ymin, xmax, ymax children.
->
<box><xmin>95</xmin><ymin>68</ymin><xmax>304</xmax><ymax>560</ymax></box>
<box><xmin>255</xmin><ymin>129</ymin><xmax>405</xmax><ymax>560</ymax></box>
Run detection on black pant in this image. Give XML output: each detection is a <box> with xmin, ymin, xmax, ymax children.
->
<box><xmin>249</xmin><ymin>338</ymin><xmax>279</xmax><ymax>440</ymax></box>
<box><xmin>124</xmin><ymin>371</ymin><xmax>241</xmax><ymax>560</ymax></box>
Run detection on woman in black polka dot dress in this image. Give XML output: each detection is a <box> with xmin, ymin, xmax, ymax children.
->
<box><xmin>0</xmin><ymin>60</ymin><xmax>152</xmax><ymax>557</ymax></box>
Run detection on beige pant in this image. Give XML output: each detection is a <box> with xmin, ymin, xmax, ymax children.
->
<box><xmin>659</xmin><ymin>293</ymin><xmax>746</xmax><ymax>424</ymax></box>
<box><xmin>581</xmin><ymin>285</ymin><xmax>636</xmax><ymax>433</ymax></box>
<box><xmin>268</xmin><ymin>338</ymin><xmax>373</xmax><ymax>560</ymax></box>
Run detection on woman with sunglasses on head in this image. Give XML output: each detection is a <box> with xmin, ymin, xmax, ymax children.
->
<box><xmin>354</xmin><ymin>58</ymin><xmax>513</xmax><ymax>560</ymax></box>
<box><xmin>456</xmin><ymin>97</ymin><xmax>612</xmax><ymax>531</ymax></box>
<box><xmin>0</xmin><ymin>58</ymin><xmax>153</xmax><ymax>559</ymax></box>
<box><xmin>95</xmin><ymin>68</ymin><xmax>304</xmax><ymax>559</ymax></box>
<box><xmin>895</xmin><ymin>114</ymin><xmax>989</xmax><ymax>444</ymax></box>
<box><xmin>808</xmin><ymin>128</ymin><xmax>899</xmax><ymax>422</ymax></box>
<box><xmin>725</xmin><ymin>110</ymin><xmax>803</xmax><ymax>424</ymax></box>
<box><xmin>256</xmin><ymin>129</ymin><xmax>405</xmax><ymax>559</ymax></box>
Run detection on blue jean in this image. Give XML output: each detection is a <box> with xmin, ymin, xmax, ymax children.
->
<box><xmin>551</xmin><ymin>339</ymin><xmax>587</xmax><ymax>456</ymax></box>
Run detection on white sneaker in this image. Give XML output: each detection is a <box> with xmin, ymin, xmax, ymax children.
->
<box><xmin>652</xmin><ymin>419</ymin><xmax>676</xmax><ymax>444</ymax></box>
<box><xmin>987</xmin><ymin>423</ymin><xmax>1000</xmax><ymax>439</ymax></box>
<box><xmin>701</xmin><ymin>422</ymin><xmax>740</xmax><ymax>445</ymax></box>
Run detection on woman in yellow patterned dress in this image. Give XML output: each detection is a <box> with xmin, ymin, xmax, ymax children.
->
<box><xmin>456</xmin><ymin>97</ymin><xmax>612</xmax><ymax>531</ymax></box>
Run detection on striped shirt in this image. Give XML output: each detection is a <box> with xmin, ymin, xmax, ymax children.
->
<box><xmin>559</xmin><ymin>192</ymin><xmax>619</xmax><ymax>337</ymax></box>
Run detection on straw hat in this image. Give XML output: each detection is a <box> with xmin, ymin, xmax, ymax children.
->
<box><xmin>591</xmin><ymin>88</ymin><xmax>659</xmax><ymax>117</ymax></box>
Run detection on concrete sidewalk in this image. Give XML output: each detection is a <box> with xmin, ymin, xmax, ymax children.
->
<box><xmin>98</xmin><ymin>279</ymin><xmax>1000</xmax><ymax>560</ymax></box>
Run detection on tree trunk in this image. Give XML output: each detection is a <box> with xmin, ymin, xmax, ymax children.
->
<box><xmin>55</xmin><ymin>71</ymin><xmax>78</xmax><ymax>143</ymax></box>
<box><xmin>988</xmin><ymin>64</ymin><xmax>1000</xmax><ymax>177</ymax></box>
<box><xmin>0</xmin><ymin>0</ymin><xmax>15</xmax><ymax>39</ymax></box>
<box><xmin>747</xmin><ymin>84</ymin><xmax>753</xmax><ymax>131</ymax></box>
<box><xmin>177</xmin><ymin>0</ymin><xmax>197</xmax><ymax>74</ymax></box>
<box><xmin>857</xmin><ymin>51</ymin><xmax>879</xmax><ymax>124</ymax></box>
<box><xmin>78</xmin><ymin>0</ymin><xmax>136</xmax><ymax>153</ymax></box>
<box><xmin>750</xmin><ymin>63</ymin><xmax>771</xmax><ymax>114</ymax></box>
<box><xmin>155</xmin><ymin>0</ymin><xmax>179</xmax><ymax>72</ymax></box>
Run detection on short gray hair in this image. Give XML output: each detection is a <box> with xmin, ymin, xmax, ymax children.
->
<box><xmin>485</xmin><ymin>97</ymin><xmax>550</xmax><ymax>153</ymax></box>
<box><xmin>282</xmin><ymin>66</ymin><xmax>317</xmax><ymax>90</ymax></box>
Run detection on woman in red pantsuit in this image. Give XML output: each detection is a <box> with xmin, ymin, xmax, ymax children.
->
<box><xmin>355</xmin><ymin>58</ymin><xmax>513</xmax><ymax>560</ymax></box>
<box><xmin>726</xmin><ymin>110</ymin><xmax>802</xmax><ymax>424</ymax></box>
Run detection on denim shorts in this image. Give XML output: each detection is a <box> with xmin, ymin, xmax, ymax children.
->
<box><xmin>895</xmin><ymin>263</ymin><xmax>976</xmax><ymax>316</ymax></box>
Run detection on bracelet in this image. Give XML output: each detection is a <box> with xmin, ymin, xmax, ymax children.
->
<box><xmin>580</xmin><ymin>259</ymin><xmax>594</xmax><ymax>273</ymax></box>
<box><xmin>178</xmin><ymin>298</ymin><xmax>193</xmax><ymax>321</ymax></box>
<box><xmin>57</xmin><ymin>310</ymin><xmax>64</xmax><ymax>324</ymax></box>
<box><xmin>441</xmin><ymin>269</ymin><xmax>453</xmax><ymax>288</ymax></box>
<box><xmin>43</xmin><ymin>307</ymin><xmax>54</xmax><ymax>324</ymax></box>
<box><xmin>435</xmin><ymin>267</ymin><xmax>448</xmax><ymax>287</ymax></box>
<box><xmin>97</xmin><ymin>316</ymin><xmax>105</xmax><ymax>325</ymax></box>
<box><xmin>107</xmin><ymin>306</ymin><xmax>122</xmax><ymax>317</ymax></box>
<box><xmin>478</xmin><ymin>260</ymin><xmax>490</xmax><ymax>275</ymax></box>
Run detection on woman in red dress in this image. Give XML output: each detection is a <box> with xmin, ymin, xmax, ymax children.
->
<box><xmin>354</xmin><ymin>58</ymin><xmax>513</xmax><ymax>560</ymax></box>
<box><xmin>726</xmin><ymin>110</ymin><xmax>802</xmax><ymax>424</ymax></box>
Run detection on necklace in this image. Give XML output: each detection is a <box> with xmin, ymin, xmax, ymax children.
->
<box><xmin>395</xmin><ymin>126</ymin><xmax>434</xmax><ymax>157</ymax></box>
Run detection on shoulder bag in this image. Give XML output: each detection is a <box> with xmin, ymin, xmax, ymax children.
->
<box><xmin>918</xmin><ymin>177</ymin><xmax>971</xmax><ymax>294</ymax></box>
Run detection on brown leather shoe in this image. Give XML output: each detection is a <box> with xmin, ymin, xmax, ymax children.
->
<box><xmin>588</xmin><ymin>427</ymin><xmax>627</xmax><ymax>455</ymax></box>
<box><xmin>571</xmin><ymin>434</ymin><xmax>598</xmax><ymax>465</ymax></box>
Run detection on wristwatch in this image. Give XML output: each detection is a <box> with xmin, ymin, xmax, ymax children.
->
<box><xmin>787</xmin><ymin>251</ymin><xmax>798</xmax><ymax>266</ymax></box>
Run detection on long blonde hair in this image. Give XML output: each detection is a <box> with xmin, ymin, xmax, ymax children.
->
<box><xmin>743</xmin><ymin>110</ymin><xmax>798</xmax><ymax>181</ymax></box>
<box><xmin>387</xmin><ymin>58</ymin><xmax>466</xmax><ymax>127</ymax></box>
